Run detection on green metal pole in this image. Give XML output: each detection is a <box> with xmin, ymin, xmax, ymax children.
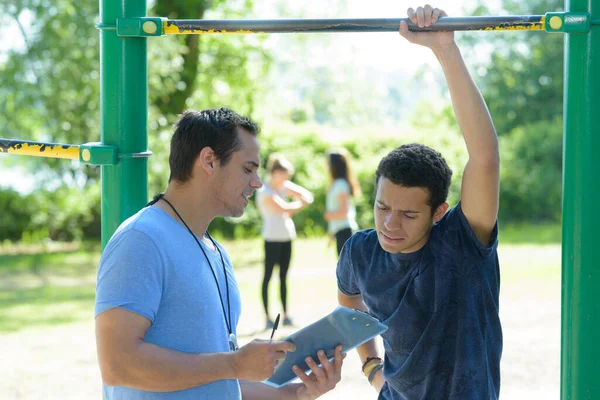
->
<box><xmin>561</xmin><ymin>0</ymin><xmax>600</xmax><ymax>398</ymax></box>
<box><xmin>100</xmin><ymin>0</ymin><xmax>148</xmax><ymax>247</ymax></box>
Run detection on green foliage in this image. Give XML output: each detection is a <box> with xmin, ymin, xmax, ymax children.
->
<box><xmin>499</xmin><ymin>222</ymin><xmax>561</xmax><ymax>244</ymax></box>
<box><xmin>0</xmin><ymin>0</ymin><xmax>269</xmax><ymax>189</ymax></box>
<box><xmin>0</xmin><ymin>0</ymin><xmax>270</xmax><ymax>242</ymax></box>
<box><xmin>211</xmin><ymin>115</ymin><xmax>470</xmax><ymax>239</ymax></box>
<box><xmin>499</xmin><ymin>117</ymin><xmax>563</xmax><ymax>222</ymax></box>
<box><xmin>0</xmin><ymin>189</ymin><xmax>36</xmax><ymax>241</ymax></box>
<box><xmin>0</xmin><ymin>0</ymin><xmax>101</xmax><ymax>180</ymax></box>
<box><xmin>465</xmin><ymin>0</ymin><xmax>563</xmax><ymax>135</ymax></box>
<box><xmin>0</xmin><ymin>0</ymin><xmax>568</xmax><ymax>243</ymax></box>
<box><xmin>0</xmin><ymin>184</ymin><xmax>100</xmax><ymax>242</ymax></box>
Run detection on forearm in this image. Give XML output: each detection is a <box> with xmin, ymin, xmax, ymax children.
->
<box><xmin>337</xmin><ymin>291</ymin><xmax>382</xmax><ymax>390</ymax></box>
<box><xmin>434</xmin><ymin>44</ymin><xmax>499</xmax><ymax>163</ymax></box>
<box><xmin>325</xmin><ymin>209</ymin><xmax>347</xmax><ymax>221</ymax></box>
<box><xmin>285</xmin><ymin>181</ymin><xmax>314</xmax><ymax>203</ymax></box>
<box><xmin>241</xmin><ymin>381</ymin><xmax>293</xmax><ymax>400</ymax></box>
<box><xmin>287</xmin><ymin>200</ymin><xmax>307</xmax><ymax>216</ymax></box>
<box><xmin>356</xmin><ymin>339</ymin><xmax>381</xmax><ymax>365</ymax></box>
<box><xmin>103</xmin><ymin>341</ymin><xmax>236</xmax><ymax>392</ymax></box>
<box><xmin>337</xmin><ymin>292</ymin><xmax>380</xmax><ymax>365</ymax></box>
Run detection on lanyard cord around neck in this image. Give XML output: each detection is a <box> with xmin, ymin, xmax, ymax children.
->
<box><xmin>157</xmin><ymin>194</ymin><xmax>233</xmax><ymax>337</ymax></box>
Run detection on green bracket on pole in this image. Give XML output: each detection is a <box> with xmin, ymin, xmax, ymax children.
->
<box><xmin>545</xmin><ymin>12</ymin><xmax>590</xmax><ymax>33</ymax></box>
<box><xmin>80</xmin><ymin>142</ymin><xmax>118</xmax><ymax>165</ymax></box>
<box><xmin>117</xmin><ymin>17</ymin><xmax>164</xmax><ymax>37</ymax></box>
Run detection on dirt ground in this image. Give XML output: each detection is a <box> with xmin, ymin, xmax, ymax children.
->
<box><xmin>0</xmin><ymin>245</ymin><xmax>561</xmax><ymax>399</ymax></box>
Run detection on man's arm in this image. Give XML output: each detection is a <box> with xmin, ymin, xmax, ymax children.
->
<box><xmin>96</xmin><ymin>308</ymin><xmax>292</xmax><ymax>392</ymax></box>
<box><xmin>400</xmin><ymin>6</ymin><xmax>500</xmax><ymax>245</ymax></box>
<box><xmin>337</xmin><ymin>290</ymin><xmax>385</xmax><ymax>392</ymax></box>
<box><xmin>437</xmin><ymin>43</ymin><xmax>499</xmax><ymax>245</ymax></box>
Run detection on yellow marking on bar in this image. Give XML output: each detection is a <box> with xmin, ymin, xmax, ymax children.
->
<box><xmin>483</xmin><ymin>23</ymin><xmax>544</xmax><ymax>30</ymax></box>
<box><xmin>163</xmin><ymin>22</ymin><xmax>257</xmax><ymax>35</ymax></box>
<box><xmin>483</xmin><ymin>17</ymin><xmax>545</xmax><ymax>31</ymax></box>
<box><xmin>6</xmin><ymin>142</ymin><xmax>80</xmax><ymax>160</ymax></box>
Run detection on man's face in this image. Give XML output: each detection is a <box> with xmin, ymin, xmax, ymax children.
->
<box><xmin>374</xmin><ymin>178</ymin><xmax>442</xmax><ymax>254</ymax></box>
<box><xmin>213</xmin><ymin>129</ymin><xmax>262</xmax><ymax>217</ymax></box>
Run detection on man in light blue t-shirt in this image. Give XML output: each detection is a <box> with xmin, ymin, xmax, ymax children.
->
<box><xmin>95</xmin><ymin>108</ymin><xmax>344</xmax><ymax>400</ymax></box>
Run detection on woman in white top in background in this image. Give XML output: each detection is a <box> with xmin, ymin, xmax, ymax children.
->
<box><xmin>256</xmin><ymin>153</ymin><xmax>314</xmax><ymax>330</ymax></box>
<box><xmin>325</xmin><ymin>148</ymin><xmax>362</xmax><ymax>256</ymax></box>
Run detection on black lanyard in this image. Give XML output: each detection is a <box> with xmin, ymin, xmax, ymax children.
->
<box><xmin>157</xmin><ymin>194</ymin><xmax>237</xmax><ymax>350</ymax></box>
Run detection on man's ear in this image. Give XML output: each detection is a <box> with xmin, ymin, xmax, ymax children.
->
<box><xmin>433</xmin><ymin>202</ymin><xmax>449</xmax><ymax>222</ymax></box>
<box><xmin>196</xmin><ymin>147</ymin><xmax>218</xmax><ymax>175</ymax></box>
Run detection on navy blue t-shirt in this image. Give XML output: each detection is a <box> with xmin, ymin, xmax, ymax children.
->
<box><xmin>337</xmin><ymin>203</ymin><xmax>502</xmax><ymax>400</ymax></box>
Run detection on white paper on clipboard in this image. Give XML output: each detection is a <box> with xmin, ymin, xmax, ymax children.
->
<box><xmin>264</xmin><ymin>305</ymin><xmax>388</xmax><ymax>387</ymax></box>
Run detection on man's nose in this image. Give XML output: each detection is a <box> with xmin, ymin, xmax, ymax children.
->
<box><xmin>384</xmin><ymin>212</ymin><xmax>402</xmax><ymax>230</ymax></box>
<box><xmin>251</xmin><ymin>174</ymin><xmax>263</xmax><ymax>189</ymax></box>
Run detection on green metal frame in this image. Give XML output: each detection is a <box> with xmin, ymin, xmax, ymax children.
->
<box><xmin>100</xmin><ymin>0</ymin><xmax>149</xmax><ymax>247</ymax></box>
<box><xmin>561</xmin><ymin>0</ymin><xmax>599</xmax><ymax>398</ymax></box>
<box><xmin>0</xmin><ymin>0</ymin><xmax>596</xmax><ymax>395</ymax></box>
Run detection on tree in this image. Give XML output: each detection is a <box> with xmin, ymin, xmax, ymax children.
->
<box><xmin>465</xmin><ymin>0</ymin><xmax>563</xmax><ymax>135</ymax></box>
<box><xmin>0</xmin><ymin>0</ymin><xmax>270</xmax><ymax>188</ymax></box>
<box><xmin>0</xmin><ymin>0</ymin><xmax>271</xmax><ymax>239</ymax></box>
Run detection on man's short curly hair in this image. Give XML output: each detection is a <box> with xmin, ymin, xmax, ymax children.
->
<box><xmin>375</xmin><ymin>143</ymin><xmax>453</xmax><ymax>212</ymax></box>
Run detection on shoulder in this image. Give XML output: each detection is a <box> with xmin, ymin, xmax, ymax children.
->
<box><xmin>432</xmin><ymin>202</ymin><xmax>498</xmax><ymax>258</ymax></box>
<box><xmin>333</xmin><ymin>178</ymin><xmax>350</xmax><ymax>192</ymax></box>
<box><xmin>344</xmin><ymin>229</ymin><xmax>379</xmax><ymax>257</ymax></box>
<box><xmin>256</xmin><ymin>184</ymin><xmax>276</xmax><ymax>200</ymax></box>
<box><xmin>103</xmin><ymin>207</ymin><xmax>170</xmax><ymax>257</ymax></box>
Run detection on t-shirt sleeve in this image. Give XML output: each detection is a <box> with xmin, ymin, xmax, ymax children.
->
<box><xmin>333</xmin><ymin>179</ymin><xmax>351</xmax><ymax>196</ymax></box>
<box><xmin>447</xmin><ymin>201</ymin><xmax>499</xmax><ymax>259</ymax></box>
<box><xmin>336</xmin><ymin>235</ymin><xmax>361</xmax><ymax>296</ymax></box>
<box><xmin>95</xmin><ymin>228</ymin><xmax>164</xmax><ymax>324</ymax></box>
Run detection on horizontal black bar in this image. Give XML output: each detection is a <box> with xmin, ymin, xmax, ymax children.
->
<box><xmin>164</xmin><ymin>16</ymin><xmax>544</xmax><ymax>34</ymax></box>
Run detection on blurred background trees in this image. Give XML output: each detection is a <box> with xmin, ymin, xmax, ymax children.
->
<box><xmin>0</xmin><ymin>0</ymin><xmax>564</xmax><ymax>242</ymax></box>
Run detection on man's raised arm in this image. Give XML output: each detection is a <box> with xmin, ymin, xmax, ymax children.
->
<box><xmin>400</xmin><ymin>6</ymin><xmax>500</xmax><ymax>245</ymax></box>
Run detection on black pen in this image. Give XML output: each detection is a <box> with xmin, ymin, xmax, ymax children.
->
<box><xmin>270</xmin><ymin>313</ymin><xmax>281</xmax><ymax>342</ymax></box>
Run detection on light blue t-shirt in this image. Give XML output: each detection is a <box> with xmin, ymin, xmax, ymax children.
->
<box><xmin>326</xmin><ymin>178</ymin><xmax>358</xmax><ymax>234</ymax></box>
<box><xmin>95</xmin><ymin>206</ymin><xmax>242</xmax><ymax>400</ymax></box>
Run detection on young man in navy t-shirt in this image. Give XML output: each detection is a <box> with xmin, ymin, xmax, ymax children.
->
<box><xmin>337</xmin><ymin>5</ymin><xmax>502</xmax><ymax>399</ymax></box>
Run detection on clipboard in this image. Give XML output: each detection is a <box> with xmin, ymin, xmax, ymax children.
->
<box><xmin>264</xmin><ymin>306</ymin><xmax>388</xmax><ymax>387</ymax></box>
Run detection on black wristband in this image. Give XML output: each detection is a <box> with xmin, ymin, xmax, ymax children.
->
<box><xmin>361</xmin><ymin>356</ymin><xmax>382</xmax><ymax>372</ymax></box>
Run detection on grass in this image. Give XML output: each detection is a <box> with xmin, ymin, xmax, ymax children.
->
<box><xmin>499</xmin><ymin>222</ymin><xmax>561</xmax><ymax>244</ymax></box>
<box><xmin>0</xmin><ymin>227</ymin><xmax>561</xmax><ymax>334</ymax></box>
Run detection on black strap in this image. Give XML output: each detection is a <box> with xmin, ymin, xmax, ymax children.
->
<box><xmin>146</xmin><ymin>192</ymin><xmax>165</xmax><ymax>207</ymax></box>
<box><xmin>151</xmin><ymin>193</ymin><xmax>233</xmax><ymax>337</ymax></box>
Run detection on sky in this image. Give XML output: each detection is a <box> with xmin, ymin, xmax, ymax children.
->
<box><xmin>0</xmin><ymin>0</ymin><xmax>505</xmax><ymax>194</ymax></box>
<box><xmin>252</xmin><ymin>0</ymin><xmax>502</xmax><ymax>74</ymax></box>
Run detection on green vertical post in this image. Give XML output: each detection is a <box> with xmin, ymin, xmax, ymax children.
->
<box><xmin>100</xmin><ymin>0</ymin><xmax>148</xmax><ymax>247</ymax></box>
<box><xmin>561</xmin><ymin>0</ymin><xmax>600</xmax><ymax>398</ymax></box>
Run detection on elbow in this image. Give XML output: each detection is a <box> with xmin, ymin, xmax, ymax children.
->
<box><xmin>472</xmin><ymin>148</ymin><xmax>500</xmax><ymax>169</ymax></box>
<box><xmin>98</xmin><ymin>358</ymin><xmax>129</xmax><ymax>387</ymax></box>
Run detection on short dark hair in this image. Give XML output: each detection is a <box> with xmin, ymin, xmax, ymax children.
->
<box><xmin>169</xmin><ymin>107</ymin><xmax>259</xmax><ymax>183</ymax></box>
<box><xmin>375</xmin><ymin>143</ymin><xmax>452</xmax><ymax>211</ymax></box>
